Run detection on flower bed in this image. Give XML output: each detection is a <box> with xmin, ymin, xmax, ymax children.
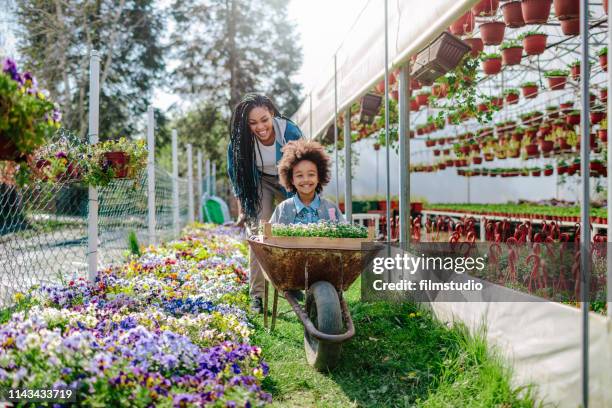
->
<box><xmin>1</xmin><ymin>224</ymin><xmax>271</xmax><ymax>407</ymax></box>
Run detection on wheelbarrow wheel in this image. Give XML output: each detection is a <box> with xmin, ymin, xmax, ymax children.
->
<box><xmin>304</xmin><ymin>281</ymin><xmax>343</xmax><ymax>371</ymax></box>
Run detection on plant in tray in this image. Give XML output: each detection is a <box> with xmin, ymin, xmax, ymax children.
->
<box><xmin>544</xmin><ymin>69</ymin><xmax>569</xmax><ymax>90</ymax></box>
<box><xmin>500</xmin><ymin>40</ymin><xmax>523</xmax><ymax>65</ymax></box>
<box><xmin>519</xmin><ymin>31</ymin><xmax>547</xmax><ymax>55</ymax></box>
<box><xmin>82</xmin><ymin>137</ymin><xmax>148</xmax><ymax>187</ymax></box>
<box><xmin>598</xmin><ymin>47</ymin><xmax>608</xmax><ymax>71</ymax></box>
<box><xmin>271</xmin><ymin>221</ymin><xmax>368</xmax><ymax>238</ymax></box>
<box><xmin>482</xmin><ymin>53</ymin><xmax>502</xmax><ymax>75</ymax></box>
<box><xmin>521</xmin><ymin>81</ymin><xmax>538</xmax><ymax>99</ymax></box>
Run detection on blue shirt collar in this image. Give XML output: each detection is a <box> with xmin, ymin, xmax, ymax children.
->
<box><xmin>293</xmin><ymin>194</ymin><xmax>320</xmax><ymax>213</ymax></box>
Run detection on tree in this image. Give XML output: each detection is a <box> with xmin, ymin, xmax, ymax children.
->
<box><xmin>14</xmin><ymin>0</ymin><xmax>166</xmax><ymax>139</ymax></box>
<box><xmin>169</xmin><ymin>0</ymin><xmax>303</xmax><ymax>117</ymax></box>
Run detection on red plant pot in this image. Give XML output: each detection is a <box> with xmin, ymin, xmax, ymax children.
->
<box><xmin>477</xmin><ymin>103</ymin><xmax>489</xmax><ymax>112</ymax></box>
<box><xmin>460</xmin><ymin>146</ymin><xmax>471</xmax><ymax>155</ymax></box>
<box><xmin>433</xmin><ymin>149</ymin><xmax>441</xmax><ymax>156</ymax></box>
<box><xmin>605</xmin><ymin>0</ymin><xmax>609</xmax><ymax>15</ymax></box>
<box><xmin>540</xmin><ymin>140</ymin><xmax>554</xmax><ymax>153</ymax></box>
<box><xmin>472</xmin><ymin>156</ymin><xmax>483</xmax><ymax>164</ymax></box>
<box><xmin>482</xmin><ymin>57</ymin><xmax>502</xmax><ymax>75</ymax></box>
<box><xmin>532</xmin><ymin>170</ymin><xmax>541</xmax><ymax>177</ymax></box>
<box><xmin>375</xmin><ymin>80</ymin><xmax>385</xmax><ymax>94</ymax></box>
<box><xmin>598</xmin><ymin>129</ymin><xmax>608</xmax><ymax>143</ymax></box>
<box><xmin>521</xmin><ymin>0</ymin><xmax>552</xmax><ymax>24</ymax></box>
<box><xmin>464</xmin><ymin>38</ymin><xmax>484</xmax><ymax>58</ymax></box>
<box><xmin>600</xmin><ymin>88</ymin><xmax>607</xmax><ymax>102</ymax></box>
<box><xmin>410</xmin><ymin>79</ymin><xmax>422</xmax><ymax>91</ymax></box>
<box><xmin>600</xmin><ymin>54</ymin><xmax>608</xmax><ymax>72</ymax></box>
<box><xmin>525</xmin><ymin>144</ymin><xmax>539</xmax><ymax>156</ymax></box>
<box><xmin>590</xmin><ymin>111</ymin><xmax>605</xmax><ymax>125</ymax></box>
<box><xmin>522</xmin><ymin>85</ymin><xmax>538</xmax><ymax>98</ymax></box>
<box><xmin>523</xmin><ymin>34</ymin><xmax>547</xmax><ymax>55</ymax></box>
<box><xmin>491</xmin><ymin>97</ymin><xmax>503</xmax><ymax>109</ymax></box>
<box><xmin>450</xmin><ymin>11</ymin><xmax>475</xmax><ymax>35</ymax></box>
<box><xmin>484</xmin><ymin>153</ymin><xmax>494</xmax><ymax>161</ymax></box>
<box><xmin>558</xmin><ymin>165</ymin><xmax>568</xmax><ymax>175</ymax></box>
<box><xmin>560</xmin><ymin>18</ymin><xmax>580</xmax><ymax>36</ymax></box>
<box><xmin>506</xmin><ymin>92</ymin><xmax>520</xmax><ymax>104</ymax></box>
<box><xmin>104</xmin><ymin>151</ymin><xmax>129</xmax><ymax>178</ymax></box>
<box><xmin>472</xmin><ymin>0</ymin><xmax>500</xmax><ymax>16</ymax></box>
<box><xmin>390</xmin><ymin>90</ymin><xmax>399</xmax><ymax>101</ymax></box>
<box><xmin>566</xmin><ymin>113</ymin><xmax>580</xmax><ymax>126</ymax></box>
<box><xmin>547</xmin><ymin>76</ymin><xmax>567</xmax><ymax>90</ymax></box>
<box><xmin>502</xmin><ymin>1</ymin><xmax>526</xmax><ymax>27</ymax></box>
<box><xmin>560</xmin><ymin>102</ymin><xmax>574</xmax><ymax>112</ymax></box>
<box><xmin>410</xmin><ymin>99</ymin><xmax>419</xmax><ymax>111</ymax></box>
<box><xmin>480</xmin><ymin>21</ymin><xmax>506</xmax><ymax>45</ymax></box>
<box><xmin>416</xmin><ymin>93</ymin><xmax>430</xmax><ymax>106</ymax></box>
<box><xmin>554</xmin><ymin>0</ymin><xmax>580</xmax><ymax>20</ymax></box>
<box><xmin>544</xmin><ymin>168</ymin><xmax>554</xmax><ymax>176</ymax></box>
<box><xmin>502</xmin><ymin>47</ymin><xmax>523</xmax><ymax>65</ymax></box>
<box><xmin>570</xmin><ymin>64</ymin><xmax>580</xmax><ymax>80</ymax></box>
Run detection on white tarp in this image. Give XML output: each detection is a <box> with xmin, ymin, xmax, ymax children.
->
<box><xmin>292</xmin><ymin>0</ymin><xmax>480</xmax><ymax>139</ymax></box>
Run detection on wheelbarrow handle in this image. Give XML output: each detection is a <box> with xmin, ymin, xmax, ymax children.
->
<box><xmin>284</xmin><ymin>290</ymin><xmax>355</xmax><ymax>344</ymax></box>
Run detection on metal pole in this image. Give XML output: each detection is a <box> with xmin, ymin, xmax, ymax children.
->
<box><xmin>212</xmin><ymin>162</ymin><xmax>217</xmax><ymax>196</ymax></box>
<box><xmin>398</xmin><ymin>63</ymin><xmax>410</xmax><ymax>245</ymax></box>
<box><xmin>344</xmin><ymin>109</ymin><xmax>352</xmax><ymax>222</ymax></box>
<box><xmin>607</xmin><ymin>0</ymin><xmax>612</xmax><ymax>324</ymax></box>
<box><xmin>206</xmin><ymin>159</ymin><xmax>211</xmax><ymax>196</ymax></box>
<box><xmin>309</xmin><ymin>93</ymin><xmax>314</xmax><ymax>139</ymax></box>
<box><xmin>172</xmin><ymin>130</ymin><xmax>180</xmax><ymax>237</ymax></box>
<box><xmin>197</xmin><ymin>150</ymin><xmax>203</xmax><ymax>222</ymax></box>
<box><xmin>334</xmin><ymin>55</ymin><xmax>340</xmax><ymax>205</ymax></box>
<box><xmin>467</xmin><ymin>175</ymin><xmax>471</xmax><ymax>203</ymax></box>
<box><xmin>87</xmin><ymin>50</ymin><xmax>100</xmax><ymax>282</ymax></box>
<box><xmin>579</xmin><ymin>0</ymin><xmax>591</xmax><ymax>406</ymax></box>
<box><xmin>147</xmin><ymin>106</ymin><xmax>156</xmax><ymax>246</ymax></box>
<box><xmin>384</xmin><ymin>0</ymin><xmax>391</xmax><ymax>241</ymax></box>
<box><xmin>187</xmin><ymin>144</ymin><xmax>195</xmax><ymax>224</ymax></box>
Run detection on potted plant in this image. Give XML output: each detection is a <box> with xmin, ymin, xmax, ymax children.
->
<box><xmin>479</xmin><ymin>21</ymin><xmax>506</xmax><ymax>45</ymax></box>
<box><xmin>598</xmin><ymin>118</ymin><xmax>607</xmax><ymax>142</ymax></box>
<box><xmin>520</xmin><ymin>31</ymin><xmax>547</xmax><ymax>55</ymax></box>
<box><xmin>531</xmin><ymin>167</ymin><xmax>542</xmax><ymax>177</ymax></box>
<box><xmin>543</xmin><ymin>164</ymin><xmax>554</xmax><ymax>176</ymax></box>
<box><xmin>521</xmin><ymin>0</ymin><xmax>552</xmax><ymax>24</ymax></box>
<box><xmin>410</xmin><ymin>97</ymin><xmax>420</xmax><ymax>111</ymax></box>
<box><xmin>598</xmin><ymin>47</ymin><xmax>608</xmax><ymax>71</ymax></box>
<box><xmin>464</xmin><ymin>37</ymin><xmax>484</xmax><ymax>58</ymax></box>
<box><xmin>554</xmin><ymin>0</ymin><xmax>579</xmax><ymax>20</ymax></box>
<box><xmin>568</xmin><ymin>60</ymin><xmax>581</xmax><ymax>80</ymax></box>
<box><xmin>590</xmin><ymin>105</ymin><xmax>605</xmax><ymax>125</ymax></box>
<box><xmin>0</xmin><ymin>58</ymin><xmax>61</xmax><ymax>161</ymax></box>
<box><xmin>525</xmin><ymin>141</ymin><xmax>539</xmax><ymax>157</ymax></box>
<box><xmin>482</xmin><ymin>53</ymin><xmax>502</xmax><ymax>75</ymax></box>
<box><xmin>501</xmin><ymin>1</ymin><xmax>526</xmax><ymax>27</ymax></box>
<box><xmin>472</xmin><ymin>0</ymin><xmax>500</xmax><ymax>16</ymax></box>
<box><xmin>34</xmin><ymin>143</ymin><xmax>83</xmax><ymax>182</ymax></box>
<box><xmin>450</xmin><ymin>11</ymin><xmax>475</xmax><ymax>35</ymax></box>
<box><xmin>544</xmin><ymin>69</ymin><xmax>569</xmax><ymax>90</ymax></box>
<box><xmin>416</xmin><ymin>90</ymin><xmax>430</xmax><ymax>106</ymax></box>
<box><xmin>501</xmin><ymin>40</ymin><xmax>524</xmax><ymax>65</ymax></box>
<box><xmin>82</xmin><ymin>137</ymin><xmax>148</xmax><ymax>186</ymax></box>
<box><xmin>601</xmin><ymin>87</ymin><xmax>607</xmax><ymax>102</ymax></box>
<box><xmin>504</xmin><ymin>88</ymin><xmax>520</xmax><ymax>104</ymax></box>
<box><xmin>521</xmin><ymin>81</ymin><xmax>538</xmax><ymax>98</ymax></box>
<box><xmin>566</xmin><ymin>110</ymin><xmax>581</xmax><ymax>126</ymax></box>
<box><xmin>560</xmin><ymin>18</ymin><xmax>580</xmax><ymax>36</ymax></box>
<box><xmin>557</xmin><ymin>160</ymin><xmax>568</xmax><ymax>175</ymax></box>
<box><xmin>560</xmin><ymin>100</ymin><xmax>574</xmax><ymax>113</ymax></box>
<box><xmin>545</xmin><ymin>105</ymin><xmax>559</xmax><ymax>119</ymax></box>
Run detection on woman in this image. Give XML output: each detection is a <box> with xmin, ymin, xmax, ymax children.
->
<box><xmin>227</xmin><ymin>93</ymin><xmax>303</xmax><ymax>313</ymax></box>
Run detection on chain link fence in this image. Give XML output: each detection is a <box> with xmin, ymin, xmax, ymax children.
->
<box><xmin>0</xmin><ymin>165</ymin><xmax>192</xmax><ymax>307</ymax></box>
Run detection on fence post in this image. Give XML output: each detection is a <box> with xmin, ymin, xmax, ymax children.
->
<box><xmin>206</xmin><ymin>159</ymin><xmax>211</xmax><ymax>195</ymax></box>
<box><xmin>212</xmin><ymin>162</ymin><xmax>217</xmax><ymax>196</ymax></box>
<box><xmin>147</xmin><ymin>106</ymin><xmax>156</xmax><ymax>246</ymax></box>
<box><xmin>172</xmin><ymin>129</ymin><xmax>180</xmax><ymax>238</ymax></box>
<box><xmin>197</xmin><ymin>150</ymin><xmax>203</xmax><ymax>222</ymax></box>
<box><xmin>187</xmin><ymin>144</ymin><xmax>195</xmax><ymax>224</ymax></box>
<box><xmin>87</xmin><ymin>50</ymin><xmax>100</xmax><ymax>282</ymax></box>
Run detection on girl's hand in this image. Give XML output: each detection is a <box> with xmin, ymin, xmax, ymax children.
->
<box><xmin>234</xmin><ymin>212</ymin><xmax>247</xmax><ymax>228</ymax></box>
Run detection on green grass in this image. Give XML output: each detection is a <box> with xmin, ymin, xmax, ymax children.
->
<box><xmin>252</xmin><ymin>280</ymin><xmax>540</xmax><ymax>407</ymax></box>
<box><xmin>424</xmin><ymin>202</ymin><xmax>607</xmax><ymax>219</ymax></box>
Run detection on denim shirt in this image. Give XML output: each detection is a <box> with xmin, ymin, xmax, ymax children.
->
<box><xmin>269</xmin><ymin>195</ymin><xmax>346</xmax><ymax>225</ymax></box>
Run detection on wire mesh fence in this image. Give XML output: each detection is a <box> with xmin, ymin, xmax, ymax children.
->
<box><xmin>0</xmin><ymin>165</ymin><xmax>191</xmax><ymax>308</ymax></box>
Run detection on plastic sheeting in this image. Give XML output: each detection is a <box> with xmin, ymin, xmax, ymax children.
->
<box><xmin>292</xmin><ymin>0</ymin><xmax>480</xmax><ymax>139</ymax></box>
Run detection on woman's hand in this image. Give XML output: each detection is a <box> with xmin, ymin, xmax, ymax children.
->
<box><xmin>234</xmin><ymin>212</ymin><xmax>247</xmax><ymax>228</ymax></box>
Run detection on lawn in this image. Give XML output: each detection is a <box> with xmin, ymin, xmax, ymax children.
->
<box><xmin>252</xmin><ymin>279</ymin><xmax>540</xmax><ymax>407</ymax></box>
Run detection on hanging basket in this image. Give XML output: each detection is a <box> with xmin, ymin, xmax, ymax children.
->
<box><xmin>411</xmin><ymin>32</ymin><xmax>470</xmax><ymax>86</ymax></box>
<box><xmin>463</xmin><ymin>38</ymin><xmax>484</xmax><ymax>58</ymax></box>
<box><xmin>472</xmin><ymin>0</ymin><xmax>500</xmax><ymax>16</ymax></box>
<box><xmin>522</xmin><ymin>33</ymin><xmax>547</xmax><ymax>55</ymax></box>
<box><xmin>449</xmin><ymin>11</ymin><xmax>475</xmax><ymax>36</ymax></box>
<box><xmin>104</xmin><ymin>151</ymin><xmax>130</xmax><ymax>178</ymax></box>
<box><xmin>560</xmin><ymin>18</ymin><xmax>579</xmax><ymax>35</ymax></box>
<box><xmin>553</xmin><ymin>0</ymin><xmax>579</xmax><ymax>20</ymax></box>
<box><xmin>359</xmin><ymin>93</ymin><xmax>382</xmax><ymax>125</ymax></box>
<box><xmin>501</xmin><ymin>46</ymin><xmax>523</xmax><ymax>65</ymax></box>
<box><xmin>521</xmin><ymin>0</ymin><xmax>552</xmax><ymax>24</ymax></box>
<box><xmin>522</xmin><ymin>85</ymin><xmax>538</xmax><ymax>99</ymax></box>
<box><xmin>547</xmin><ymin>76</ymin><xmax>567</xmax><ymax>90</ymax></box>
<box><xmin>502</xmin><ymin>1</ymin><xmax>526</xmax><ymax>27</ymax></box>
<box><xmin>482</xmin><ymin>57</ymin><xmax>502</xmax><ymax>75</ymax></box>
<box><xmin>480</xmin><ymin>22</ymin><xmax>506</xmax><ymax>46</ymax></box>
<box><xmin>0</xmin><ymin>132</ymin><xmax>23</xmax><ymax>161</ymax></box>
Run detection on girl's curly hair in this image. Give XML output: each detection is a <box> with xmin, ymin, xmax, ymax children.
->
<box><xmin>278</xmin><ymin>140</ymin><xmax>331</xmax><ymax>194</ymax></box>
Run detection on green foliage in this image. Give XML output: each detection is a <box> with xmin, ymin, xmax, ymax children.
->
<box><xmin>500</xmin><ymin>40</ymin><xmax>522</xmax><ymax>50</ymax></box>
<box><xmin>483</xmin><ymin>53</ymin><xmax>501</xmax><ymax>60</ymax></box>
<box><xmin>521</xmin><ymin>81</ymin><xmax>537</xmax><ymax>87</ymax></box>
<box><xmin>544</xmin><ymin>69</ymin><xmax>569</xmax><ymax>77</ymax></box>
<box><xmin>503</xmin><ymin>88</ymin><xmax>519</xmax><ymax>96</ymax></box>
<box><xmin>569</xmin><ymin>60</ymin><xmax>581</xmax><ymax>67</ymax></box>
<box><xmin>127</xmin><ymin>230</ymin><xmax>141</xmax><ymax>257</ymax></box>
<box><xmin>598</xmin><ymin>46</ymin><xmax>608</xmax><ymax>57</ymax></box>
<box><xmin>518</xmin><ymin>30</ymin><xmax>546</xmax><ymax>39</ymax></box>
<box><xmin>271</xmin><ymin>222</ymin><xmax>368</xmax><ymax>238</ymax></box>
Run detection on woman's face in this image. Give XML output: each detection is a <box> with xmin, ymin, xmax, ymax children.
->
<box><xmin>292</xmin><ymin>160</ymin><xmax>319</xmax><ymax>197</ymax></box>
<box><xmin>248</xmin><ymin>106</ymin><xmax>274</xmax><ymax>143</ymax></box>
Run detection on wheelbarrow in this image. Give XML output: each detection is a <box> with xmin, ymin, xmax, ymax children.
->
<box><xmin>247</xmin><ymin>224</ymin><xmax>380</xmax><ymax>370</ymax></box>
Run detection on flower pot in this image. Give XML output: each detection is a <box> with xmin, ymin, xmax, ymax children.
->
<box><xmin>390</xmin><ymin>89</ymin><xmax>399</xmax><ymax>101</ymax></box>
<box><xmin>433</xmin><ymin>149</ymin><xmax>441</xmax><ymax>156</ymax></box>
<box><xmin>375</xmin><ymin>80</ymin><xmax>386</xmax><ymax>94</ymax></box>
<box><xmin>559</xmin><ymin>137</ymin><xmax>571</xmax><ymax>150</ymax></box>
<box><xmin>482</xmin><ymin>57</ymin><xmax>502</xmax><ymax>75</ymax></box>
<box><xmin>484</xmin><ymin>153</ymin><xmax>495</xmax><ymax>161</ymax></box>
<box><xmin>566</xmin><ymin>113</ymin><xmax>580</xmax><ymax>126</ymax></box>
<box><xmin>505</xmin><ymin>92</ymin><xmax>520</xmax><ymax>104</ymax></box>
<box><xmin>560</xmin><ymin>18</ymin><xmax>579</xmax><ymax>35</ymax></box>
<box><xmin>410</xmin><ymin>79</ymin><xmax>422</xmax><ymax>91</ymax></box>
<box><xmin>432</xmin><ymin>83</ymin><xmax>449</xmax><ymax>98</ymax></box>
<box><xmin>600</xmin><ymin>88</ymin><xmax>607</xmax><ymax>102</ymax></box>
<box><xmin>104</xmin><ymin>151</ymin><xmax>129</xmax><ymax>178</ymax></box>
<box><xmin>0</xmin><ymin>132</ymin><xmax>22</xmax><ymax>161</ymax></box>
<box><xmin>591</xmin><ymin>111</ymin><xmax>605</xmax><ymax>124</ymax></box>
<box><xmin>480</xmin><ymin>21</ymin><xmax>506</xmax><ymax>45</ymax></box>
<box><xmin>531</xmin><ymin>170</ymin><xmax>541</xmax><ymax>176</ymax></box>
<box><xmin>600</xmin><ymin>54</ymin><xmax>608</xmax><ymax>72</ymax></box>
<box><xmin>598</xmin><ymin>129</ymin><xmax>607</xmax><ymax>143</ymax></box>
<box><xmin>410</xmin><ymin>98</ymin><xmax>420</xmax><ymax>111</ymax></box>
<box><xmin>540</xmin><ymin>140</ymin><xmax>554</xmax><ymax>152</ymax></box>
<box><xmin>502</xmin><ymin>1</ymin><xmax>526</xmax><ymax>27</ymax></box>
<box><xmin>502</xmin><ymin>46</ymin><xmax>523</xmax><ymax>65</ymax></box>
<box><xmin>477</xmin><ymin>103</ymin><xmax>489</xmax><ymax>112</ymax></box>
<box><xmin>570</xmin><ymin>64</ymin><xmax>580</xmax><ymax>80</ymax></box>
<box><xmin>544</xmin><ymin>168</ymin><xmax>554</xmax><ymax>176</ymax></box>
<box><xmin>554</xmin><ymin>0</ymin><xmax>579</xmax><ymax>20</ymax></box>
<box><xmin>464</xmin><ymin>38</ymin><xmax>484</xmax><ymax>58</ymax></box>
<box><xmin>560</xmin><ymin>102</ymin><xmax>574</xmax><ymax>112</ymax></box>
<box><xmin>460</xmin><ymin>146</ymin><xmax>471</xmax><ymax>155</ymax></box>
<box><xmin>472</xmin><ymin>0</ymin><xmax>500</xmax><ymax>16</ymax></box>
<box><xmin>522</xmin><ymin>85</ymin><xmax>538</xmax><ymax>98</ymax></box>
<box><xmin>472</xmin><ymin>156</ymin><xmax>483</xmax><ymax>164</ymax></box>
<box><xmin>416</xmin><ymin>93</ymin><xmax>430</xmax><ymax>106</ymax></box>
<box><xmin>450</xmin><ymin>11</ymin><xmax>475</xmax><ymax>36</ymax></box>
<box><xmin>521</xmin><ymin>0</ymin><xmax>552</xmax><ymax>24</ymax></box>
<box><xmin>605</xmin><ymin>0</ymin><xmax>609</xmax><ymax>14</ymax></box>
<box><xmin>491</xmin><ymin>97</ymin><xmax>504</xmax><ymax>109</ymax></box>
<box><xmin>547</xmin><ymin>76</ymin><xmax>567</xmax><ymax>90</ymax></box>
<box><xmin>525</xmin><ymin>143</ymin><xmax>539</xmax><ymax>156</ymax></box>
<box><xmin>557</xmin><ymin>165</ymin><xmax>568</xmax><ymax>175</ymax></box>
<box><xmin>425</xmin><ymin>139</ymin><xmax>435</xmax><ymax>147</ymax></box>
<box><xmin>523</xmin><ymin>33</ymin><xmax>547</xmax><ymax>55</ymax></box>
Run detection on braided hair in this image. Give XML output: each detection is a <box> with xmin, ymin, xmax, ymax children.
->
<box><xmin>229</xmin><ymin>93</ymin><xmax>282</xmax><ymax>221</ymax></box>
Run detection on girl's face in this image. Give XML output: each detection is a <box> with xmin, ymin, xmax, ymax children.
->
<box><xmin>248</xmin><ymin>106</ymin><xmax>274</xmax><ymax>143</ymax></box>
<box><xmin>292</xmin><ymin>160</ymin><xmax>319</xmax><ymax>197</ymax></box>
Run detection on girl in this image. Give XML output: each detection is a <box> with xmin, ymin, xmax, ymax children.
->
<box><xmin>227</xmin><ymin>93</ymin><xmax>303</xmax><ymax>312</ymax></box>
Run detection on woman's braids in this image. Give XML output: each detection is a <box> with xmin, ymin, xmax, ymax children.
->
<box><xmin>229</xmin><ymin>93</ymin><xmax>281</xmax><ymax>221</ymax></box>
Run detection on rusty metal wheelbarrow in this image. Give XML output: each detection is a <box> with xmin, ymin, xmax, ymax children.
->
<box><xmin>247</xmin><ymin>227</ymin><xmax>379</xmax><ymax>370</ymax></box>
